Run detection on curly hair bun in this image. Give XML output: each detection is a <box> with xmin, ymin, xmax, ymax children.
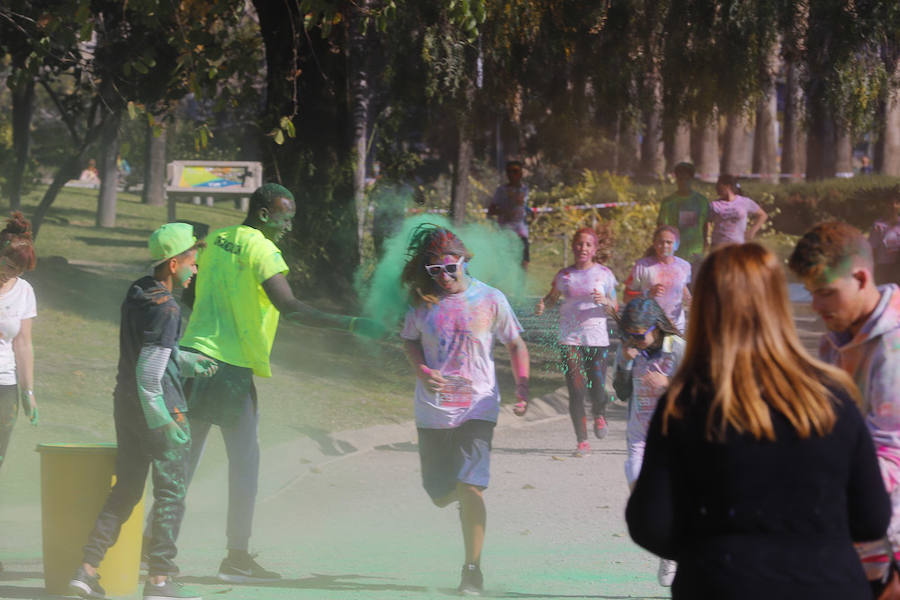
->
<box><xmin>2</xmin><ymin>212</ymin><xmax>33</xmax><ymax>239</ymax></box>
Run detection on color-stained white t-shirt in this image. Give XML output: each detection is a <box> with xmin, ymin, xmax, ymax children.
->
<box><xmin>553</xmin><ymin>264</ymin><xmax>617</xmax><ymax>347</ymax></box>
<box><xmin>625</xmin><ymin>255</ymin><xmax>692</xmax><ymax>332</ymax></box>
<box><xmin>401</xmin><ymin>278</ymin><xmax>523</xmax><ymax>429</ymax></box>
<box><xmin>0</xmin><ymin>278</ymin><xmax>36</xmax><ymax>385</ymax></box>
<box><xmin>709</xmin><ymin>195</ymin><xmax>761</xmax><ymax>246</ymax></box>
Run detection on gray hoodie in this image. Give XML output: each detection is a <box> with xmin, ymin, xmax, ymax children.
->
<box><xmin>820</xmin><ymin>283</ymin><xmax>900</xmax><ymax>570</ymax></box>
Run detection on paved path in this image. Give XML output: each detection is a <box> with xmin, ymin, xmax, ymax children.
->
<box><xmin>0</xmin><ymin>286</ymin><xmax>823</xmax><ymax>599</ymax></box>
<box><xmin>1</xmin><ymin>404</ymin><xmax>666</xmax><ymax>600</ymax></box>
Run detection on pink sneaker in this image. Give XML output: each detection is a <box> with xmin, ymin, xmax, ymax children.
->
<box><xmin>594</xmin><ymin>416</ymin><xmax>608</xmax><ymax>439</ymax></box>
<box><xmin>574</xmin><ymin>441</ymin><xmax>591</xmax><ymax>457</ymax></box>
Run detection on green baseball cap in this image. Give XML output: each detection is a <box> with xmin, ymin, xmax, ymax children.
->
<box><xmin>149</xmin><ymin>223</ymin><xmax>197</xmax><ymax>267</ymax></box>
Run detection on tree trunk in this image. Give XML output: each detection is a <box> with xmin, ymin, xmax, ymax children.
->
<box><xmin>349</xmin><ymin>2</ymin><xmax>370</xmax><ymax>258</ymax></box>
<box><xmin>96</xmin><ymin>111</ymin><xmax>121</xmax><ymax>227</ymax></box>
<box><xmin>782</xmin><ymin>60</ymin><xmax>804</xmax><ymax>181</ymax></box>
<box><xmin>142</xmin><ymin>120</ymin><xmax>167</xmax><ymax>206</ymax></box>
<box><xmin>834</xmin><ymin>125</ymin><xmax>853</xmax><ymax>177</ymax></box>
<box><xmin>9</xmin><ymin>79</ymin><xmax>35</xmax><ymax>212</ymax></box>
<box><xmin>805</xmin><ymin>93</ymin><xmax>834</xmax><ymax>181</ymax></box>
<box><xmin>617</xmin><ymin>116</ymin><xmax>640</xmax><ymax>176</ymax></box>
<box><xmin>32</xmin><ymin>153</ymin><xmax>85</xmax><ymax>238</ymax></box>
<box><xmin>879</xmin><ymin>78</ymin><xmax>900</xmax><ymax>175</ymax></box>
<box><xmin>694</xmin><ymin>111</ymin><xmax>719</xmax><ymax>182</ymax></box>
<box><xmin>639</xmin><ymin>71</ymin><xmax>664</xmax><ymax>179</ymax></box>
<box><xmin>753</xmin><ymin>87</ymin><xmax>778</xmax><ymax>183</ymax></box>
<box><xmin>721</xmin><ymin>110</ymin><xmax>753</xmax><ymax>176</ymax></box>
<box><xmin>451</xmin><ymin>119</ymin><xmax>474</xmax><ymax>226</ymax></box>
<box><xmin>669</xmin><ymin>122</ymin><xmax>691</xmax><ymax>169</ymax></box>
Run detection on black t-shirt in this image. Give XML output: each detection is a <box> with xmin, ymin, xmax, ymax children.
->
<box><xmin>113</xmin><ymin>276</ymin><xmax>186</xmax><ymax>416</ymax></box>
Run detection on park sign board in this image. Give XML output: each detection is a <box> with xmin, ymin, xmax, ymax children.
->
<box><xmin>178</xmin><ymin>165</ymin><xmax>250</xmax><ymax>189</ymax></box>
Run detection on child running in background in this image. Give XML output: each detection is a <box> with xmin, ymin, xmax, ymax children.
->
<box><xmin>613</xmin><ymin>297</ymin><xmax>685</xmax><ymax>587</ymax></box>
<box><xmin>869</xmin><ymin>187</ymin><xmax>900</xmax><ymax>285</ymax></box>
<box><xmin>400</xmin><ymin>224</ymin><xmax>530</xmax><ymax>596</ymax></box>
<box><xmin>708</xmin><ymin>174</ymin><xmax>768</xmax><ymax>248</ymax></box>
<box><xmin>535</xmin><ymin>226</ymin><xmax>617</xmax><ymax>456</ymax></box>
<box><xmin>624</xmin><ymin>225</ymin><xmax>692</xmax><ymax>334</ymax></box>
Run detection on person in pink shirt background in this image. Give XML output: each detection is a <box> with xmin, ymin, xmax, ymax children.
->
<box><xmin>624</xmin><ymin>225</ymin><xmax>692</xmax><ymax>333</ymax></box>
<box><xmin>535</xmin><ymin>225</ymin><xmax>618</xmax><ymax>456</ymax></box>
<box><xmin>869</xmin><ymin>189</ymin><xmax>900</xmax><ymax>285</ymax></box>
<box><xmin>708</xmin><ymin>174</ymin><xmax>768</xmax><ymax>247</ymax></box>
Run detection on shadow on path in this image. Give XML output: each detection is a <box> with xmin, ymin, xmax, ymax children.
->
<box><xmin>178</xmin><ymin>572</ymin><xmax>428</xmax><ymax>593</ymax></box>
<box><xmin>291</xmin><ymin>426</ymin><xmax>358</xmax><ymax>456</ymax></box>
<box><xmin>503</xmin><ymin>593</ymin><xmax>669</xmax><ymax>599</ymax></box>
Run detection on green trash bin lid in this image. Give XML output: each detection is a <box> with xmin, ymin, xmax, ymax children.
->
<box><xmin>36</xmin><ymin>442</ymin><xmax>118</xmax><ymax>454</ymax></box>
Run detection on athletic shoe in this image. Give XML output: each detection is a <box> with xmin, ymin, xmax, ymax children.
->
<box><xmin>68</xmin><ymin>566</ymin><xmax>106</xmax><ymax>599</ymax></box>
<box><xmin>143</xmin><ymin>578</ymin><xmax>202</xmax><ymax>600</ymax></box>
<box><xmin>574</xmin><ymin>440</ymin><xmax>590</xmax><ymax>457</ymax></box>
<box><xmin>658</xmin><ymin>558</ymin><xmax>677</xmax><ymax>586</ymax></box>
<box><xmin>593</xmin><ymin>416</ymin><xmax>608</xmax><ymax>439</ymax></box>
<box><xmin>217</xmin><ymin>554</ymin><xmax>281</xmax><ymax>583</ymax></box>
<box><xmin>457</xmin><ymin>562</ymin><xmax>483</xmax><ymax>596</ymax></box>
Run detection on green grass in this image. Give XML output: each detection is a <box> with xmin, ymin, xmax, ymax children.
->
<box><xmin>13</xmin><ymin>187</ymin><xmax>566</xmax><ymax>445</ymax></box>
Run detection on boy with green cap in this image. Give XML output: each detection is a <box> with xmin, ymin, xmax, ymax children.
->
<box><xmin>69</xmin><ymin>223</ymin><xmax>217</xmax><ymax>600</ymax></box>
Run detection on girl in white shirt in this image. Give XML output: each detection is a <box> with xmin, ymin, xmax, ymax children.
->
<box><xmin>536</xmin><ymin>226</ymin><xmax>618</xmax><ymax>456</ymax></box>
<box><xmin>0</xmin><ymin>212</ymin><xmax>38</xmax><ymax>480</ymax></box>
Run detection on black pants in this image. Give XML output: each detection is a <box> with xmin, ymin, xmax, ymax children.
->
<box><xmin>0</xmin><ymin>385</ymin><xmax>18</xmax><ymax>473</ymax></box>
<box><xmin>82</xmin><ymin>408</ymin><xmax>190</xmax><ymax>577</ymax></box>
<box><xmin>562</xmin><ymin>345</ymin><xmax>611</xmax><ymax>442</ymax></box>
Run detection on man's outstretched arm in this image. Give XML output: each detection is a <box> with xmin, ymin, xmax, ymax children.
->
<box><xmin>262</xmin><ymin>273</ymin><xmax>385</xmax><ymax>337</ymax></box>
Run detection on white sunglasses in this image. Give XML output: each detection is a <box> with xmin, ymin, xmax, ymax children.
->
<box><xmin>425</xmin><ymin>257</ymin><xmax>465</xmax><ymax>277</ymax></box>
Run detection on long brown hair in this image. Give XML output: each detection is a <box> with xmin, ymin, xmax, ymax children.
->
<box><xmin>662</xmin><ymin>243</ymin><xmax>858</xmax><ymax>441</ymax></box>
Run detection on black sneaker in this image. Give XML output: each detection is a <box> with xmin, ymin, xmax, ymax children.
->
<box><xmin>457</xmin><ymin>563</ymin><xmax>483</xmax><ymax>596</ymax></box>
<box><xmin>143</xmin><ymin>578</ymin><xmax>202</xmax><ymax>600</ymax></box>
<box><xmin>68</xmin><ymin>566</ymin><xmax>106</xmax><ymax>599</ymax></box>
<box><xmin>216</xmin><ymin>554</ymin><xmax>281</xmax><ymax>583</ymax></box>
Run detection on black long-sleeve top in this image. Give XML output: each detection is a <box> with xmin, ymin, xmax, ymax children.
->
<box><xmin>626</xmin><ymin>383</ymin><xmax>891</xmax><ymax>600</ymax></box>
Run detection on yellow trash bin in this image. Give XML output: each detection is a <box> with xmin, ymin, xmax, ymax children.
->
<box><xmin>36</xmin><ymin>443</ymin><xmax>145</xmax><ymax>596</ymax></box>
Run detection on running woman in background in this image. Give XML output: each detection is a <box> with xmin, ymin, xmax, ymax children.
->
<box><xmin>624</xmin><ymin>225</ymin><xmax>691</xmax><ymax>334</ymax></box>
<box><xmin>613</xmin><ymin>297</ymin><xmax>685</xmax><ymax>587</ymax></box>
<box><xmin>869</xmin><ymin>187</ymin><xmax>900</xmax><ymax>285</ymax></box>
<box><xmin>535</xmin><ymin>225</ymin><xmax>617</xmax><ymax>456</ymax></box>
<box><xmin>707</xmin><ymin>174</ymin><xmax>768</xmax><ymax>248</ymax></box>
<box><xmin>400</xmin><ymin>224</ymin><xmax>530</xmax><ymax>596</ymax></box>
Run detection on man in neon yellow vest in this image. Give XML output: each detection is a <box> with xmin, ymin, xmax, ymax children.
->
<box><xmin>147</xmin><ymin>183</ymin><xmax>382</xmax><ymax>583</ymax></box>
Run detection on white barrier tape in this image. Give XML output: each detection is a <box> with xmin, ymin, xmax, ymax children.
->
<box><xmin>401</xmin><ymin>201</ymin><xmax>633</xmax><ymax>215</ymax></box>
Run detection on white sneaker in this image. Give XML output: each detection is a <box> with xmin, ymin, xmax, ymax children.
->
<box><xmin>657</xmin><ymin>558</ymin><xmax>677</xmax><ymax>586</ymax></box>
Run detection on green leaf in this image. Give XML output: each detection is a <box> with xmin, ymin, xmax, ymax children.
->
<box><xmin>127</xmin><ymin>101</ymin><xmax>137</xmax><ymax>120</ymax></box>
<box><xmin>274</xmin><ymin>129</ymin><xmax>285</xmax><ymax>145</ymax></box>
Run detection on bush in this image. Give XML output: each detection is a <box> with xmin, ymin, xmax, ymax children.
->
<box><xmin>529</xmin><ymin>170</ymin><xmax>660</xmax><ymax>280</ymax></box>
<box><xmin>740</xmin><ymin>176</ymin><xmax>900</xmax><ymax>235</ymax></box>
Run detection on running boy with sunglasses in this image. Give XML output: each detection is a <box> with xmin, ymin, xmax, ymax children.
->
<box><xmin>400</xmin><ymin>224</ymin><xmax>530</xmax><ymax>596</ymax></box>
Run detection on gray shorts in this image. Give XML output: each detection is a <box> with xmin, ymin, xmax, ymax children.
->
<box><xmin>417</xmin><ymin>419</ymin><xmax>495</xmax><ymax>501</ymax></box>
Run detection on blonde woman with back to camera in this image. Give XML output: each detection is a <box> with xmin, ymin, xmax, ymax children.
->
<box><xmin>625</xmin><ymin>243</ymin><xmax>891</xmax><ymax>599</ymax></box>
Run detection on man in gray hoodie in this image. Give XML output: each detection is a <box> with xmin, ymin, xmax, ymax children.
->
<box><xmin>790</xmin><ymin>221</ymin><xmax>900</xmax><ymax>595</ymax></box>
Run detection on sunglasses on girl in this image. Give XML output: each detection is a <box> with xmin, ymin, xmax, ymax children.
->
<box><xmin>623</xmin><ymin>324</ymin><xmax>656</xmax><ymax>341</ymax></box>
<box><xmin>425</xmin><ymin>258</ymin><xmax>465</xmax><ymax>278</ymax></box>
